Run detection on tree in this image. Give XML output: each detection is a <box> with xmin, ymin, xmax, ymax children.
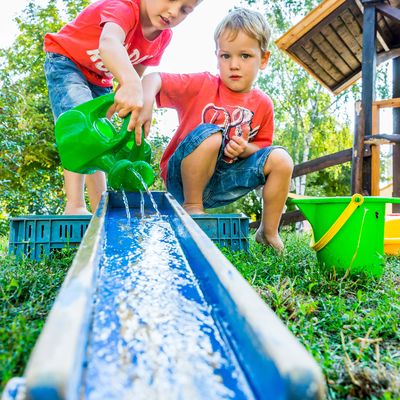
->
<box><xmin>0</xmin><ymin>0</ymin><xmax>92</xmax><ymax>233</ymax></box>
<box><xmin>246</xmin><ymin>0</ymin><xmax>390</xmax><ymax>199</ymax></box>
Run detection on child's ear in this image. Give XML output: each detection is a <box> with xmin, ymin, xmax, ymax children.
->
<box><xmin>260</xmin><ymin>51</ymin><xmax>270</xmax><ymax>70</ymax></box>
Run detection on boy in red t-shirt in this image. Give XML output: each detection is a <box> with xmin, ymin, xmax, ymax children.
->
<box><xmin>44</xmin><ymin>0</ymin><xmax>201</xmax><ymax>215</ymax></box>
<box><xmin>141</xmin><ymin>8</ymin><xmax>293</xmax><ymax>252</ymax></box>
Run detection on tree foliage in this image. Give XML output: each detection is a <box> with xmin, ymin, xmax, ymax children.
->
<box><xmin>0</xmin><ymin>0</ymin><xmax>91</xmax><ymax>233</ymax></box>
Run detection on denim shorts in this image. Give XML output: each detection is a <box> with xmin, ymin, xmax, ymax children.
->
<box><xmin>166</xmin><ymin>123</ymin><xmax>282</xmax><ymax>208</ymax></box>
<box><xmin>44</xmin><ymin>52</ymin><xmax>112</xmax><ymax>120</ymax></box>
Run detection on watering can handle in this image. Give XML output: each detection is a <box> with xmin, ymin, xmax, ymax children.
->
<box><xmin>77</xmin><ymin>93</ymin><xmax>145</xmax><ymax>156</ymax></box>
<box><xmin>312</xmin><ymin>194</ymin><xmax>364</xmax><ymax>251</ymax></box>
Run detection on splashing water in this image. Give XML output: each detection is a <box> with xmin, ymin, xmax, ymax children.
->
<box><xmin>140</xmin><ymin>190</ymin><xmax>145</xmax><ymax>219</ymax></box>
<box><xmin>144</xmin><ymin>186</ymin><xmax>161</xmax><ymax>217</ymax></box>
<box><xmin>129</xmin><ymin>168</ymin><xmax>161</xmax><ymax>217</ymax></box>
<box><xmin>121</xmin><ymin>189</ymin><xmax>131</xmax><ymax>223</ymax></box>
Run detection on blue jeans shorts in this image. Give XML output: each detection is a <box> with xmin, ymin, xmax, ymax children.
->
<box><xmin>166</xmin><ymin>123</ymin><xmax>283</xmax><ymax>208</ymax></box>
<box><xmin>44</xmin><ymin>52</ymin><xmax>112</xmax><ymax>120</ymax></box>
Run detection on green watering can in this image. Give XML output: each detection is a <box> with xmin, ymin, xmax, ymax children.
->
<box><xmin>55</xmin><ymin>93</ymin><xmax>154</xmax><ymax>191</ymax></box>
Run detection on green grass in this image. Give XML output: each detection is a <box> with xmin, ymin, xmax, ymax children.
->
<box><xmin>1</xmin><ymin>231</ymin><xmax>399</xmax><ymax>399</ymax></box>
<box><xmin>0</xmin><ymin>247</ymin><xmax>75</xmax><ymax>391</ymax></box>
<box><xmin>222</xmin><ymin>230</ymin><xmax>400</xmax><ymax>399</ymax></box>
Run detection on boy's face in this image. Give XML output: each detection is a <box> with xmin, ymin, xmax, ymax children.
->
<box><xmin>216</xmin><ymin>29</ymin><xmax>270</xmax><ymax>93</ymax></box>
<box><xmin>141</xmin><ymin>0</ymin><xmax>198</xmax><ymax>30</ymax></box>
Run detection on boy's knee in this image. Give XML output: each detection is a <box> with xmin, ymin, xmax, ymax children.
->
<box><xmin>189</xmin><ymin>131</ymin><xmax>222</xmax><ymax>155</ymax></box>
<box><xmin>203</xmin><ymin>131</ymin><xmax>223</xmax><ymax>149</ymax></box>
<box><xmin>264</xmin><ymin>148</ymin><xmax>294</xmax><ymax>175</ymax></box>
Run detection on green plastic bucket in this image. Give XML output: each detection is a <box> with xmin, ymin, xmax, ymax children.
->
<box><xmin>291</xmin><ymin>195</ymin><xmax>400</xmax><ymax>277</ymax></box>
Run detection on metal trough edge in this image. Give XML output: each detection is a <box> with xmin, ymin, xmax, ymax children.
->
<box><xmin>24</xmin><ymin>195</ymin><xmax>108</xmax><ymax>400</ymax></box>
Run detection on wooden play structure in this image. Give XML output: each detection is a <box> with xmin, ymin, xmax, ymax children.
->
<box><xmin>275</xmin><ymin>0</ymin><xmax>400</xmax><ymax>222</ymax></box>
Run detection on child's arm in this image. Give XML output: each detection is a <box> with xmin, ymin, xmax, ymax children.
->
<box><xmin>99</xmin><ymin>22</ymin><xmax>143</xmax><ymax>133</ymax></box>
<box><xmin>138</xmin><ymin>73</ymin><xmax>162</xmax><ymax>145</ymax></box>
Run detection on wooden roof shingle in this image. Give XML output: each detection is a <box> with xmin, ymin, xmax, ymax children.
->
<box><xmin>275</xmin><ymin>0</ymin><xmax>400</xmax><ymax>94</ymax></box>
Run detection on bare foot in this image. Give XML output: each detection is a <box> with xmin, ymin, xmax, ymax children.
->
<box><xmin>183</xmin><ymin>203</ymin><xmax>206</xmax><ymax>215</ymax></box>
<box><xmin>63</xmin><ymin>206</ymin><xmax>92</xmax><ymax>215</ymax></box>
<box><xmin>184</xmin><ymin>207</ymin><xmax>206</xmax><ymax>215</ymax></box>
<box><xmin>255</xmin><ymin>228</ymin><xmax>284</xmax><ymax>253</ymax></box>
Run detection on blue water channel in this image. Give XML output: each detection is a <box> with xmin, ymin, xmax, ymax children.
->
<box><xmin>82</xmin><ymin>207</ymin><xmax>255</xmax><ymax>400</ymax></box>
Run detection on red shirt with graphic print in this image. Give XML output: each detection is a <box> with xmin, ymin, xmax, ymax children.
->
<box><xmin>156</xmin><ymin>72</ymin><xmax>274</xmax><ymax>182</ymax></box>
<box><xmin>44</xmin><ymin>0</ymin><xmax>172</xmax><ymax>87</ymax></box>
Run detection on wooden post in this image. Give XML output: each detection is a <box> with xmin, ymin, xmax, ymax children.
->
<box><xmin>359</xmin><ymin>0</ymin><xmax>379</xmax><ymax>195</ymax></box>
<box><xmin>393</xmin><ymin>57</ymin><xmax>400</xmax><ymax>211</ymax></box>
<box><xmin>371</xmin><ymin>104</ymin><xmax>380</xmax><ymax>195</ymax></box>
<box><xmin>352</xmin><ymin>101</ymin><xmax>364</xmax><ymax>194</ymax></box>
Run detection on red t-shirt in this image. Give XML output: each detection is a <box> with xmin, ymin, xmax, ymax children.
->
<box><xmin>156</xmin><ymin>72</ymin><xmax>274</xmax><ymax>182</ymax></box>
<box><xmin>44</xmin><ymin>0</ymin><xmax>172</xmax><ymax>87</ymax></box>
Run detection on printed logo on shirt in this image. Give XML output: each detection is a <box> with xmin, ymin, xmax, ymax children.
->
<box><xmin>202</xmin><ymin>103</ymin><xmax>259</xmax><ymax>140</ymax></box>
<box><xmin>86</xmin><ymin>47</ymin><xmax>152</xmax><ymax>76</ymax></box>
<box><xmin>201</xmin><ymin>103</ymin><xmax>259</xmax><ymax>162</ymax></box>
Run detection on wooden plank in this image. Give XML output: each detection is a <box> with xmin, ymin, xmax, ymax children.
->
<box><xmin>377</xmin><ymin>48</ymin><xmax>400</xmax><ymax>64</ymax></box>
<box><xmin>354</xmin><ymin>0</ymin><xmax>390</xmax><ymax>52</ymax></box>
<box><xmin>335</xmin><ymin>7</ymin><xmax>363</xmax><ymax>63</ymax></box>
<box><xmin>280</xmin><ymin>211</ymin><xmax>306</xmax><ymax>227</ymax></box>
<box><xmin>364</xmin><ymin>133</ymin><xmax>400</xmax><ymax>144</ymax></box>
<box><xmin>376</xmin><ymin>12</ymin><xmax>395</xmax><ymax>46</ymax></box>
<box><xmin>302</xmin><ymin>39</ymin><xmax>345</xmax><ymax>82</ymax></box>
<box><xmin>375</xmin><ymin>16</ymin><xmax>391</xmax><ymax>52</ymax></box>
<box><xmin>275</xmin><ymin>0</ymin><xmax>348</xmax><ymax>50</ymax></box>
<box><xmin>289</xmin><ymin>0</ymin><xmax>353</xmax><ymax>49</ymax></box>
<box><xmin>278</xmin><ymin>48</ymin><xmax>337</xmax><ymax>93</ymax></box>
<box><xmin>373</xmin><ymin>98</ymin><xmax>400</xmax><ymax>108</ymax></box>
<box><xmin>322</xmin><ymin>23</ymin><xmax>360</xmax><ymax>69</ymax></box>
<box><xmin>371</xmin><ymin>104</ymin><xmax>380</xmax><ymax>195</ymax></box>
<box><xmin>332</xmin><ymin>71</ymin><xmax>362</xmax><ymax>94</ymax></box>
<box><xmin>376</xmin><ymin>4</ymin><xmax>400</xmax><ymax>23</ymax></box>
<box><xmin>250</xmin><ymin>210</ymin><xmax>306</xmax><ymax>229</ymax></box>
<box><xmin>292</xmin><ymin>149</ymin><xmax>352</xmax><ymax>178</ymax></box>
<box><xmin>312</xmin><ymin>31</ymin><xmax>353</xmax><ymax>75</ymax></box>
<box><xmin>292</xmin><ymin>46</ymin><xmax>337</xmax><ymax>86</ymax></box>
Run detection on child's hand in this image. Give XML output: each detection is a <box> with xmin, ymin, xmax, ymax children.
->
<box><xmin>106</xmin><ymin>83</ymin><xmax>144</xmax><ymax>136</ymax></box>
<box><xmin>224</xmin><ymin>135</ymin><xmax>247</xmax><ymax>159</ymax></box>
<box><xmin>132</xmin><ymin>107</ymin><xmax>153</xmax><ymax>146</ymax></box>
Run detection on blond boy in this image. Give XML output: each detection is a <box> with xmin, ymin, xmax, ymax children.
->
<box><xmin>141</xmin><ymin>8</ymin><xmax>293</xmax><ymax>251</ymax></box>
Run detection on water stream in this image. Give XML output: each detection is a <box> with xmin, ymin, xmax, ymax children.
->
<box><xmin>81</xmin><ymin>208</ymin><xmax>254</xmax><ymax>400</ymax></box>
<box><xmin>121</xmin><ymin>189</ymin><xmax>131</xmax><ymax>223</ymax></box>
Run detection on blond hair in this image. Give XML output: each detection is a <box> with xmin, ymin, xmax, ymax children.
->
<box><xmin>214</xmin><ymin>8</ymin><xmax>271</xmax><ymax>53</ymax></box>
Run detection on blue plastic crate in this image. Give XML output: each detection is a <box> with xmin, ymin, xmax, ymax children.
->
<box><xmin>192</xmin><ymin>214</ymin><xmax>249</xmax><ymax>252</ymax></box>
<box><xmin>8</xmin><ymin>215</ymin><xmax>92</xmax><ymax>260</ymax></box>
<box><xmin>8</xmin><ymin>213</ymin><xmax>249</xmax><ymax>260</ymax></box>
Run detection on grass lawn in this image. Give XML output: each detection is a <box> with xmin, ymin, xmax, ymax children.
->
<box><xmin>0</xmin><ymin>241</ymin><xmax>75</xmax><ymax>392</ymax></box>
<box><xmin>222</xmin><ymin>231</ymin><xmax>400</xmax><ymax>399</ymax></box>
<box><xmin>0</xmin><ymin>231</ymin><xmax>399</xmax><ymax>399</ymax></box>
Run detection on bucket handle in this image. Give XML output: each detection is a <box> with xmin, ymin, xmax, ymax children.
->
<box><xmin>312</xmin><ymin>194</ymin><xmax>364</xmax><ymax>251</ymax></box>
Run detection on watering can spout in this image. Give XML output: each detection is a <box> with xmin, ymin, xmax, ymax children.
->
<box><xmin>55</xmin><ymin>93</ymin><xmax>155</xmax><ymax>191</ymax></box>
